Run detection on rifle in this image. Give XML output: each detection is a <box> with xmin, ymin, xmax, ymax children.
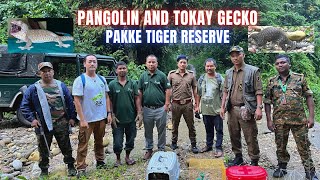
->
<box><xmin>20</xmin><ymin>85</ymin><xmax>53</xmax><ymax>158</ymax></box>
<box><xmin>35</xmin><ymin>112</ymin><xmax>53</xmax><ymax>159</ymax></box>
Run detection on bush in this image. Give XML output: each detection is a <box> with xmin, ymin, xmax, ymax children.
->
<box><xmin>261</xmin><ymin>54</ymin><xmax>320</xmax><ymax>122</ymax></box>
<box><xmin>127</xmin><ymin>61</ymin><xmax>145</xmax><ymax>81</ymax></box>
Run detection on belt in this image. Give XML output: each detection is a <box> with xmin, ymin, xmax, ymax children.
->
<box><xmin>52</xmin><ymin>116</ymin><xmax>66</xmax><ymax>123</ymax></box>
<box><xmin>231</xmin><ymin>103</ymin><xmax>245</xmax><ymax>108</ymax></box>
<box><xmin>172</xmin><ymin>99</ymin><xmax>192</xmax><ymax>105</ymax></box>
<box><xmin>144</xmin><ymin>105</ymin><xmax>163</xmax><ymax>109</ymax></box>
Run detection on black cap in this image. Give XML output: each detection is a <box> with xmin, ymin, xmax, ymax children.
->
<box><xmin>275</xmin><ymin>54</ymin><xmax>291</xmax><ymax>64</ymax></box>
<box><xmin>176</xmin><ymin>55</ymin><xmax>188</xmax><ymax>62</ymax></box>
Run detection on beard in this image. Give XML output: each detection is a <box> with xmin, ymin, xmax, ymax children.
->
<box><xmin>206</xmin><ymin>69</ymin><xmax>214</xmax><ymax>74</ymax></box>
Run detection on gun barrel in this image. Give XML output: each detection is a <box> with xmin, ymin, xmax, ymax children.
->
<box><xmin>36</xmin><ymin>113</ymin><xmax>53</xmax><ymax>159</ymax></box>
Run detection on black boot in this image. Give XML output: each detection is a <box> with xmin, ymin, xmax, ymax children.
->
<box><xmin>40</xmin><ymin>168</ymin><xmax>48</xmax><ymax>176</ymax></box>
<box><xmin>96</xmin><ymin>161</ymin><xmax>107</xmax><ymax>169</ymax></box>
<box><xmin>171</xmin><ymin>143</ymin><xmax>178</xmax><ymax>150</ymax></box>
<box><xmin>227</xmin><ymin>154</ymin><xmax>243</xmax><ymax>167</ymax></box>
<box><xmin>67</xmin><ymin>164</ymin><xmax>77</xmax><ymax>176</ymax></box>
<box><xmin>306</xmin><ymin>170</ymin><xmax>319</xmax><ymax>180</ymax></box>
<box><xmin>249</xmin><ymin>159</ymin><xmax>259</xmax><ymax>166</ymax></box>
<box><xmin>273</xmin><ymin>162</ymin><xmax>287</xmax><ymax>178</ymax></box>
<box><xmin>191</xmin><ymin>146</ymin><xmax>199</xmax><ymax>154</ymax></box>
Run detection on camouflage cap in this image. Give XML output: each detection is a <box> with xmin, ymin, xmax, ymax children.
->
<box><xmin>38</xmin><ymin>62</ymin><xmax>53</xmax><ymax>71</ymax></box>
<box><xmin>229</xmin><ymin>45</ymin><xmax>244</xmax><ymax>54</ymax></box>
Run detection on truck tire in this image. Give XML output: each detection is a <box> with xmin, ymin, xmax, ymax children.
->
<box><xmin>17</xmin><ymin>108</ymin><xmax>31</xmax><ymax>127</ymax></box>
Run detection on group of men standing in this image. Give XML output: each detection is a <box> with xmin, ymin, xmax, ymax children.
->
<box><xmin>20</xmin><ymin>45</ymin><xmax>318</xmax><ymax>180</ymax></box>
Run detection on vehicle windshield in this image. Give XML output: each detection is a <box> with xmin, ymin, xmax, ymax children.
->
<box><xmin>0</xmin><ymin>53</ymin><xmax>116</xmax><ymax>82</ymax></box>
<box><xmin>0</xmin><ymin>53</ymin><xmax>41</xmax><ymax>77</ymax></box>
<box><xmin>45</xmin><ymin>56</ymin><xmax>117</xmax><ymax>86</ymax></box>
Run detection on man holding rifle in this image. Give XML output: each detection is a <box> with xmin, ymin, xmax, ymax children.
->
<box><xmin>20</xmin><ymin>62</ymin><xmax>77</xmax><ymax>177</ymax></box>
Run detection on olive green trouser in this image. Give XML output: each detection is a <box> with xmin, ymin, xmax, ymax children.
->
<box><xmin>171</xmin><ymin>102</ymin><xmax>197</xmax><ymax>146</ymax></box>
<box><xmin>227</xmin><ymin>106</ymin><xmax>260</xmax><ymax>160</ymax></box>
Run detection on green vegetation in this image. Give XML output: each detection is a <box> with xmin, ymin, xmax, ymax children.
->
<box><xmin>1</xmin><ymin>0</ymin><xmax>319</xmax><ymax>122</ymax></box>
<box><xmin>1</xmin><ymin>0</ymin><xmax>320</xmax><ymax>179</ymax></box>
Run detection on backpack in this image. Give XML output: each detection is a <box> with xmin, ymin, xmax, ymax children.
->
<box><xmin>198</xmin><ymin>73</ymin><xmax>223</xmax><ymax>97</ymax></box>
<box><xmin>80</xmin><ymin>73</ymin><xmax>106</xmax><ymax>88</ymax></box>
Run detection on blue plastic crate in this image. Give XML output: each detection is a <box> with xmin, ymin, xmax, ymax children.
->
<box><xmin>146</xmin><ymin>151</ymin><xmax>180</xmax><ymax>180</ymax></box>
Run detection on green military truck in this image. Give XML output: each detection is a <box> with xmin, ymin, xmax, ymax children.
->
<box><xmin>0</xmin><ymin>46</ymin><xmax>117</xmax><ymax>126</ymax></box>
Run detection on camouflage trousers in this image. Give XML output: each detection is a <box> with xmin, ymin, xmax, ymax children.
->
<box><xmin>37</xmin><ymin>119</ymin><xmax>75</xmax><ymax>170</ymax></box>
<box><xmin>275</xmin><ymin>123</ymin><xmax>315</xmax><ymax>171</ymax></box>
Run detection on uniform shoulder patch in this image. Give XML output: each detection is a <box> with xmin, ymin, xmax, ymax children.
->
<box><xmin>169</xmin><ymin>70</ymin><xmax>176</xmax><ymax>74</ymax></box>
<box><xmin>291</xmin><ymin>72</ymin><xmax>303</xmax><ymax>76</ymax></box>
<box><xmin>269</xmin><ymin>75</ymin><xmax>277</xmax><ymax>83</ymax></box>
<box><xmin>257</xmin><ymin>76</ymin><xmax>261</xmax><ymax>82</ymax></box>
<box><xmin>291</xmin><ymin>72</ymin><xmax>304</xmax><ymax>81</ymax></box>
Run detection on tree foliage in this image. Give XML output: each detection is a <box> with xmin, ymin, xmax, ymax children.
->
<box><xmin>0</xmin><ymin>0</ymin><xmax>319</xmax><ymax>120</ymax></box>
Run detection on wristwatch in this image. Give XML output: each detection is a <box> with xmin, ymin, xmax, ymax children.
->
<box><xmin>258</xmin><ymin>105</ymin><xmax>263</xmax><ymax>109</ymax></box>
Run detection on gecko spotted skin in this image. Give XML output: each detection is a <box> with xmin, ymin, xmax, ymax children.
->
<box><xmin>249</xmin><ymin>27</ymin><xmax>309</xmax><ymax>51</ymax></box>
<box><xmin>10</xmin><ymin>20</ymin><xmax>73</xmax><ymax>50</ymax></box>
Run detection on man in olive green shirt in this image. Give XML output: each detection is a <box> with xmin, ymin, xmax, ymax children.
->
<box><xmin>138</xmin><ymin>54</ymin><xmax>171</xmax><ymax>160</ymax></box>
<box><xmin>195</xmin><ymin>58</ymin><xmax>224</xmax><ymax>157</ymax></box>
<box><xmin>108</xmin><ymin>61</ymin><xmax>142</xmax><ymax>167</ymax></box>
<box><xmin>220</xmin><ymin>46</ymin><xmax>263</xmax><ymax>167</ymax></box>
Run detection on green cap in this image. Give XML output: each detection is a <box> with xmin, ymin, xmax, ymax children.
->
<box><xmin>229</xmin><ymin>45</ymin><xmax>244</xmax><ymax>54</ymax></box>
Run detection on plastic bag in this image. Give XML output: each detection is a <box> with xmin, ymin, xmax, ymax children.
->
<box><xmin>240</xmin><ymin>106</ymin><xmax>252</xmax><ymax>121</ymax></box>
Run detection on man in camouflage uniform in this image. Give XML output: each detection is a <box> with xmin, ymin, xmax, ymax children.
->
<box><xmin>264</xmin><ymin>54</ymin><xmax>318</xmax><ymax>180</ymax></box>
<box><xmin>168</xmin><ymin>55</ymin><xmax>199</xmax><ymax>153</ymax></box>
<box><xmin>220</xmin><ymin>46</ymin><xmax>263</xmax><ymax>166</ymax></box>
<box><xmin>20</xmin><ymin>62</ymin><xmax>77</xmax><ymax>176</ymax></box>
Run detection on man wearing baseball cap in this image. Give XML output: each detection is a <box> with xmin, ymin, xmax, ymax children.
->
<box><xmin>20</xmin><ymin>62</ymin><xmax>77</xmax><ymax>176</ymax></box>
<box><xmin>220</xmin><ymin>45</ymin><xmax>263</xmax><ymax>166</ymax></box>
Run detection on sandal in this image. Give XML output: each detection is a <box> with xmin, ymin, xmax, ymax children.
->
<box><xmin>114</xmin><ymin>161</ymin><xmax>122</xmax><ymax>168</ymax></box>
<box><xmin>214</xmin><ymin>151</ymin><xmax>224</xmax><ymax>158</ymax></box>
<box><xmin>125</xmin><ymin>159</ymin><xmax>136</xmax><ymax>165</ymax></box>
<box><xmin>200</xmin><ymin>146</ymin><xmax>213</xmax><ymax>153</ymax></box>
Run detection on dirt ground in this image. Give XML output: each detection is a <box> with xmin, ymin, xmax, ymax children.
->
<box><xmin>0</xmin><ymin>112</ymin><xmax>320</xmax><ymax>179</ymax></box>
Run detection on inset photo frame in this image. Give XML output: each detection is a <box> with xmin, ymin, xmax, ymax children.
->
<box><xmin>8</xmin><ymin>18</ymin><xmax>74</xmax><ymax>53</ymax></box>
<box><xmin>248</xmin><ymin>26</ymin><xmax>314</xmax><ymax>53</ymax></box>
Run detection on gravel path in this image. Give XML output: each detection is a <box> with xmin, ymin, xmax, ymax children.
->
<box><xmin>0</xmin><ymin>113</ymin><xmax>319</xmax><ymax>179</ymax></box>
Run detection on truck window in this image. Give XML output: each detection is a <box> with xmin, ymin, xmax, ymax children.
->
<box><xmin>0</xmin><ymin>54</ymin><xmax>26</xmax><ymax>73</ymax></box>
